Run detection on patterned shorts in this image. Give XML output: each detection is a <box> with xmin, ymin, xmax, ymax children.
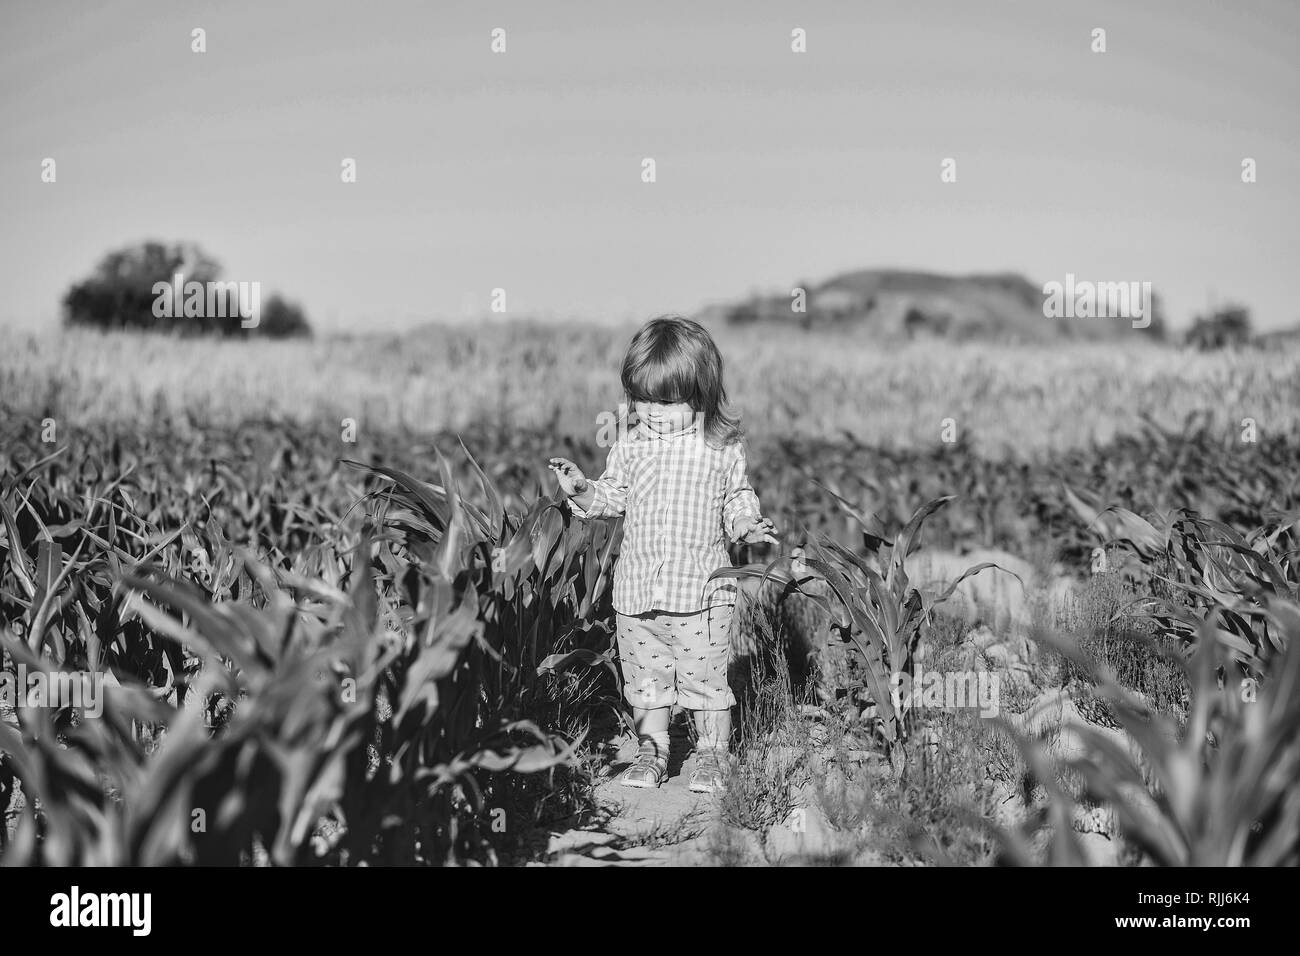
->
<box><xmin>616</xmin><ymin>604</ymin><xmax>736</xmax><ymax>711</ymax></box>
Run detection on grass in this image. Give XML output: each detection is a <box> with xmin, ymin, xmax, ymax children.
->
<box><xmin>4</xmin><ymin>324</ymin><xmax>1300</xmax><ymax>456</ymax></box>
<box><xmin>1057</xmin><ymin>571</ymin><xmax>1191</xmax><ymax>723</ymax></box>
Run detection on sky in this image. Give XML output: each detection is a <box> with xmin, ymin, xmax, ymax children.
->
<box><xmin>2</xmin><ymin>0</ymin><xmax>1298</xmax><ymax>334</ymax></box>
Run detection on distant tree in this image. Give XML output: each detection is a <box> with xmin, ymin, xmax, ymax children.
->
<box><xmin>1186</xmin><ymin>304</ymin><xmax>1251</xmax><ymax>350</ymax></box>
<box><xmin>64</xmin><ymin>241</ymin><xmax>219</xmax><ymax>332</ymax></box>
<box><xmin>258</xmin><ymin>295</ymin><xmax>312</xmax><ymax>338</ymax></box>
<box><xmin>1138</xmin><ymin>290</ymin><xmax>1168</xmax><ymax>340</ymax></box>
<box><xmin>62</xmin><ymin>240</ymin><xmax>311</xmax><ymax>338</ymax></box>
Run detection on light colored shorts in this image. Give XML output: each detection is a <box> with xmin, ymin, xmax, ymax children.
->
<box><xmin>616</xmin><ymin>604</ymin><xmax>736</xmax><ymax>711</ymax></box>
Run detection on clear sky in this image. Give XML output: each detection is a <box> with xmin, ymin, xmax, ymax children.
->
<box><xmin>2</xmin><ymin>0</ymin><xmax>1297</xmax><ymax>333</ymax></box>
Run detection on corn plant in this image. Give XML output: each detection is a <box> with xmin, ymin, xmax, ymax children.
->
<box><xmin>994</xmin><ymin>509</ymin><xmax>1300</xmax><ymax>866</ymax></box>
<box><xmin>996</xmin><ymin>609</ymin><xmax>1300</xmax><ymax>866</ymax></box>
<box><xmin>1063</xmin><ymin>496</ymin><xmax>1299</xmax><ymax>672</ymax></box>
<box><xmin>714</xmin><ymin>496</ymin><xmax>1008</xmax><ymax>770</ymax></box>
<box><xmin>1</xmin><ymin>440</ymin><xmax>617</xmax><ymax>865</ymax></box>
<box><xmin>1149</xmin><ymin>510</ymin><xmax>1298</xmax><ymax>670</ymax></box>
<box><xmin>5</xmin><ymin>393</ymin><xmax>1300</xmax><ymax>865</ymax></box>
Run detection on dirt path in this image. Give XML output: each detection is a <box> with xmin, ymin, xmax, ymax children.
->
<box><xmin>541</xmin><ymin>720</ymin><xmax>873</xmax><ymax>866</ymax></box>
<box><xmin>544</xmin><ymin>723</ymin><xmax>717</xmax><ymax>865</ymax></box>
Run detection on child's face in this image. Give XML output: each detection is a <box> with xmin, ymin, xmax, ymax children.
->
<box><xmin>634</xmin><ymin>400</ymin><xmax>698</xmax><ymax>433</ymax></box>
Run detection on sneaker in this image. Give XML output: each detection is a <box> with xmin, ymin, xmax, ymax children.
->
<box><xmin>688</xmin><ymin>748</ymin><xmax>726</xmax><ymax>793</ymax></box>
<box><xmin>619</xmin><ymin>745</ymin><xmax>667</xmax><ymax>789</ymax></box>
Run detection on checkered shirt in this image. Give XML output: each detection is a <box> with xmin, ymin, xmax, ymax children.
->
<box><xmin>568</xmin><ymin>425</ymin><xmax>763</xmax><ymax>614</ymax></box>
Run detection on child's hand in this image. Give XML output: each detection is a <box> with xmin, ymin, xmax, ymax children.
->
<box><xmin>548</xmin><ymin>458</ymin><xmax>590</xmax><ymax>498</ymax></box>
<box><xmin>734</xmin><ymin>515</ymin><xmax>778</xmax><ymax>545</ymax></box>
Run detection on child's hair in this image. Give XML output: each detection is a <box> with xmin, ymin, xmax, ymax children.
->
<box><xmin>620</xmin><ymin>314</ymin><xmax>743</xmax><ymax>446</ymax></box>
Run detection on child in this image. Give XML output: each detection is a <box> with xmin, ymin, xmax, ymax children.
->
<box><xmin>549</xmin><ymin>315</ymin><xmax>776</xmax><ymax>793</ymax></box>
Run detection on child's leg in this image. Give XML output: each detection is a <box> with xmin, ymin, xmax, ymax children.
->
<box><xmin>631</xmin><ymin>704</ymin><xmax>671</xmax><ymax>745</ymax></box>
<box><xmin>688</xmin><ymin>707</ymin><xmax>731</xmax><ymax>793</ymax></box>
<box><xmin>692</xmin><ymin>707</ymin><xmax>731</xmax><ymax>752</ymax></box>
<box><xmin>616</xmin><ymin>612</ymin><xmax>676</xmax><ymax>787</ymax></box>
<box><xmin>673</xmin><ymin>602</ymin><xmax>737</xmax><ymax>753</ymax></box>
<box><xmin>676</xmin><ymin>602</ymin><xmax>736</xmax><ymax>793</ymax></box>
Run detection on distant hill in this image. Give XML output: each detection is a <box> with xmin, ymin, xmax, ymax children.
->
<box><xmin>1253</xmin><ymin>325</ymin><xmax>1300</xmax><ymax>348</ymax></box>
<box><xmin>703</xmin><ymin>268</ymin><xmax>1165</xmax><ymax>342</ymax></box>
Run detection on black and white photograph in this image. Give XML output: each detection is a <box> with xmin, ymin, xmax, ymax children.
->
<box><xmin>0</xmin><ymin>0</ymin><xmax>1296</xmax><ymax>923</ymax></box>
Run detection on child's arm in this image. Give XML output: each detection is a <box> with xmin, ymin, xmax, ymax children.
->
<box><xmin>722</xmin><ymin>445</ymin><xmax>777</xmax><ymax>544</ymax></box>
<box><xmin>549</xmin><ymin>443</ymin><xmax>629</xmax><ymax>518</ymax></box>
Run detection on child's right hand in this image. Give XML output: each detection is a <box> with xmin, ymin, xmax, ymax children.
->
<box><xmin>548</xmin><ymin>458</ymin><xmax>590</xmax><ymax>498</ymax></box>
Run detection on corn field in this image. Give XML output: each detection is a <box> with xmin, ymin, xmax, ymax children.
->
<box><xmin>2</xmin><ymin>343</ymin><xmax>1299</xmax><ymax>865</ymax></box>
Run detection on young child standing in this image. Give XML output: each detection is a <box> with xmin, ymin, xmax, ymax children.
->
<box><xmin>549</xmin><ymin>315</ymin><xmax>776</xmax><ymax>793</ymax></box>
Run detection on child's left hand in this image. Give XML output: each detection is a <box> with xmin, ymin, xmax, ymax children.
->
<box><xmin>734</xmin><ymin>515</ymin><xmax>778</xmax><ymax>545</ymax></box>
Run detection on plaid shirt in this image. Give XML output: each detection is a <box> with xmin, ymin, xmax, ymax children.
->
<box><xmin>569</xmin><ymin>423</ymin><xmax>763</xmax><ymax>614</ymax></box>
